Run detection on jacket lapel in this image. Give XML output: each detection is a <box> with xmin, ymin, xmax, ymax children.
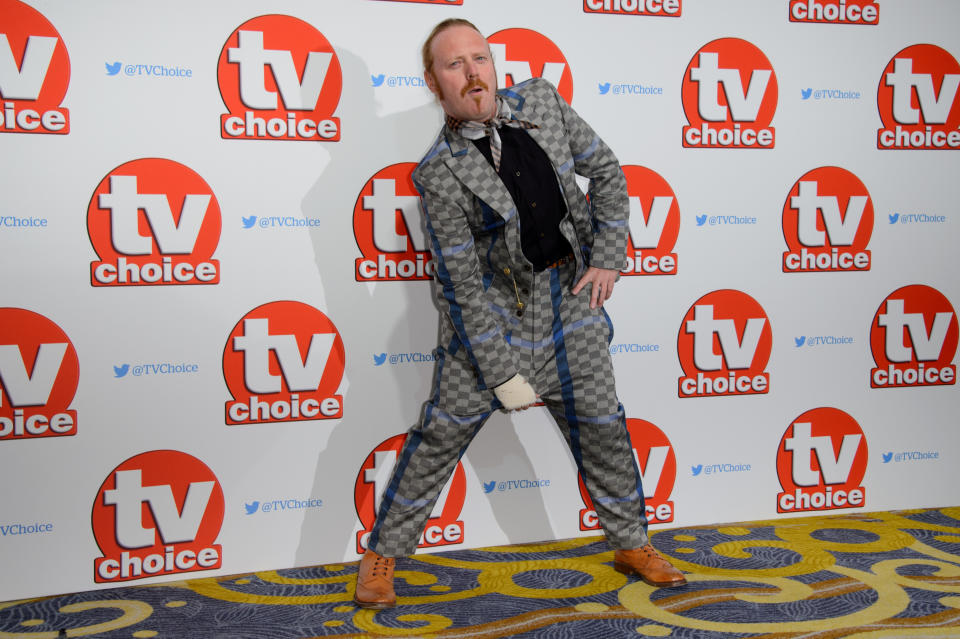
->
<box><xmin>441</xmin><ymin>128</ymin><xmax>516</xmax><ymax>221</ymax></box>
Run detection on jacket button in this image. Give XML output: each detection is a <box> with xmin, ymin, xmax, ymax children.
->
<box><xmin>503</xmin><ymin>267</ymin><xmax>511</xmax><ymax>275</ymax></box>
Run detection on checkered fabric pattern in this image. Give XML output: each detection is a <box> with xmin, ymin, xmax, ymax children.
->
<box><xmin>367</xmin><ymin>78</ymin><xmax>645</xmax><ymax>558</ymax></box>
<box><xmin>446</xmin><ymin>96</ymin><xmax>540</xmax><ymax>172</ymax></box>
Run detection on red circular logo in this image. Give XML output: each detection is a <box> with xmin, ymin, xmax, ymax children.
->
<box><xmin>869</xmin><ymin>285</ymin><xmax>958</xmax><ymax>388</ymax></box>
<box><xmin>87</xmin><ymin>158</ymin><xmax>222</xmax><ymax>286</ymax></box>
<box><xmin>677</xmin><ymin>289</ymin><xmax>772</xmax><ymax>397</ymax></box>
<box><xmin>782</xmin><ymin>166</ymin><xmax>874</xmax><ymax>272</ymax></box>
<box><xmin>621</xmin><ymin>165</ymin><xmax>680</xmax><ymax>276</ymax></box>
<box><xmin>487</xmin><ymin>28</ymin><xmax>573</xmax><ymax>104</ymax></box>
<box><xmin>223</xmin><ymin>301</ymin><xmax>346</xmax><ymax>425</ymax></box>
<box><xmin>92</xmin><ymin>450</ymin><xmax>224</xmax><ymax>583</ymax></box>
<box><xmin>877</xmin><ymin>44</ymin><xmax>960</xmax><ymax>150</ymax></box>
<box><xmin>218</xmin><ymin>15</ymin><xmax>342</xmax><ymax>141</ymax></box>
<box><xmin>0</xmin><ymin>308</ymin><xmax>78</xmax><ymax>440</ymax></box>
<box><xmin>776</xmin><ymin>407</ymin><xmax>868</xmax><ymax>513</ymax></box>
<box><xmin>353</xmin><ymin>163</ymin><xmax>433</xmax><ymax>282</ymax></box>
<box><xmin>0</xmin><ymin>0</ymin><xmax>70</xmax><ymax>134</ymax></box>
<box><xmin>682</xmin><ymin>38</ymin><xmax>778</xmax><ymax>148</ymax></box>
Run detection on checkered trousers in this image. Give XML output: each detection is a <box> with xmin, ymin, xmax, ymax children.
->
<box><xmin>367</xmin><ymin>262</ymin><xmax>649</xmax><ymax>557</ymax></box>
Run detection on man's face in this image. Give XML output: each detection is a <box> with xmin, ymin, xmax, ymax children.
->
<box><xmin>425</xmin><ymin>25</ymin><xmax>498</xmax><ymax>122</ymax></box>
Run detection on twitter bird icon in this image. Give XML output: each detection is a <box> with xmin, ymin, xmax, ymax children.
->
<box><xmin>371</xmin><ymin>74</ymin><xmax>385</xmax><ymax>87</ymax></box>
<box><xmin>795</xmin><ymin>336</ymin><xmax>806</xmax><ymax>347</ymax></box>
<box><xmin>106</xmin><ymin>61</ymin><xmax>121</xmax><ymax>76</ymax></box>
<box><xmin>245</xmin><ymin>502</ymin><xmax>260</xmax><ymax>515</ymax></box>
<box><xmin>374</xmin><ymin>353</ymin><xmax>387</xmax><ymax>366</ymax></box>
<box><xmin>695</xmin><ymin>214</ymin><xmax>707</xmax><ymax>226</ymax></box>
<box><xmin>483</xmin><ymin>481</ymin><xmax>496</xmax><ymax>494</ymax></box>
<box><xmin>691</xmin><ymin>465</ymin><xmax>703</xmax><ymax>476</ymax></box>
<box><xmin>882</xmin><ymin>453</ymin><xmax>893</xmax><ymax>463</ymax></box>
<box><xmin>598</xmin><ymin>82</ymin><xmax>611</xmax><ymax>95</ymax></box>
<box><xmin>113</xmin><ymin>364</ymin><xmax>129</xmax><ymax>378</ymax></box>
<box><xmin>242</xmin><ymin>215</ymin><xmax>257</xmax><ymax>229</ymax></box>
<box><xmin>801</xmin><ymin>88</ymin><xmax>812</xmax><ymax>100</ymax></box>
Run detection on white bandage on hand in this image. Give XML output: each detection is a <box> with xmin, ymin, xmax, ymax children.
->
<box><xmin>493</xmin><ymin>374</ymin><xmax>538</xmax><ymax>410</ymax></box>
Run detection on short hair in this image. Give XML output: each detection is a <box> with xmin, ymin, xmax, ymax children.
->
<box><xmin>421</xmin><ymin>18</ymin><xmax>483</xmax><ymax>74</ymax></box>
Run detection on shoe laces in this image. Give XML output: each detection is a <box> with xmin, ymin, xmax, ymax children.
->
<box><xmin>371</xmin><ymin>555</ymin><xmax>393</xmax><ymax>578</ymax></box>
<box><xmin>641</xmin><ymin>544</ymin><xmax>666</xmax><ymax>565</ymax></box>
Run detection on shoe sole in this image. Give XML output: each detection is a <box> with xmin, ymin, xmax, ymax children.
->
<box><xmin>613</xmin><ymin>560</ymin><xmax>687</xmax><ymax>588</ymax></box>
<box><xmin>353</xmin><ymin>596</ymin><xmax>396</xmax><ymax>610</ymax></box>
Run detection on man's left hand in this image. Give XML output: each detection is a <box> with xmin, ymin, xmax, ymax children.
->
<box><xmin>571</xmin><ymin>266</ymin><xmax>618</xmax><ymax>309</ymax></box>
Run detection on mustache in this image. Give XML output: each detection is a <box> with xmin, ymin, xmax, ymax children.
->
<box><xmin>460</xmin><ymin>78</ymin><xmax>489</xmax><ymax>98</ymax></box>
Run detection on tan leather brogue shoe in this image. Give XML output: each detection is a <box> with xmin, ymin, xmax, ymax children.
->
<box><xmin>613</xmin><ymin>544</ymin><xmax>687</xmax><ymax>587</ymax></box>
<box><xmin>353</xmin><ymin>549</ymin><xmax>396</xmax><ymax>609</ymax></box>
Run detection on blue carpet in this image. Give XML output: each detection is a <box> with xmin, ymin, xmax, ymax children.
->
<box><xmin>2</xmin><ymin>508</ymin><xmax>959</xmax><ymax>637</ymax></box>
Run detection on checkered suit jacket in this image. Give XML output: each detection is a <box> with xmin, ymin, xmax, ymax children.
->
<box><xmin>412</xmin><ymin>77</ymin><xmax>629</xmax><ymax>394</ymax></box>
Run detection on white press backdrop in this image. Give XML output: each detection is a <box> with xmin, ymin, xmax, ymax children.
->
<box><xmin>1</xmin><ymin>0</ymin><xmax>958</xmax><ymax>601</ymax></box>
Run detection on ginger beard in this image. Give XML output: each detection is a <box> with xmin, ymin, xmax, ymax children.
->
<box><xmin>462</xmin><ymin>78</ymin><xmax>491</xmax><ymax>114</ymax></box>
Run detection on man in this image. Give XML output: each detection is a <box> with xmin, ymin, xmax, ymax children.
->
<box><xmin>353</xmin><ymin>18</ymin><xmax>686</xmax><ymax>609</ymax></box>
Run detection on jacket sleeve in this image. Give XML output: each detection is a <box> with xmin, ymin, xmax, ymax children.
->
<box><xmin>413</xmin><ymin>164</ymin><xmax>519</xmax><ymax>391</ymax></box>
<box><xmin>546</xmin><ymin>81</ymin><xmax>630</xmax><ymax>271</ymax></box>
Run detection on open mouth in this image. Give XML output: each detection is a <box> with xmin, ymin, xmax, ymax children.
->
<box><xmin>461</xmin><ymin>80</ymin><xmax>488</xmax><ymax>98</ymax></box>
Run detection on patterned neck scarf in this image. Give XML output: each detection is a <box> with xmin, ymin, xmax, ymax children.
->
<box><xmin>446</xmin><ymin>95</ymin><xmax>538</xmax><ymax>172</ymax></box>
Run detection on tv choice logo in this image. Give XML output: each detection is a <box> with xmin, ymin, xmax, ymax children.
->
<box><xmin>0</xmin><ymin>308</ymin><xmax>78</xmax><ymax>441</ymax></box>
<box><xmin>0</xmin><ymin>0</ymin><xmax>70</xmax><ymax>134</ymax></box>
<box><xmin>354</xmin><ymin>433</ymin><xmax>466</xmax><ymax>554</ymax></box>
<box><xmin>224</xmin><ymin>301</ymin><xmax>345</xmax><ymax>425</ymax></box>
<box><xmin>87</xmin><ymin>158</ymin><xmax>222</xmax><ymax>287</ymax></box>
<box><xmin>579</xmin><ymin>418</ymin><xmax>676</xmax><ymax>529</ymax></box>
<box><xmin>487</xmin><ymin>28</ymin><xmax>573</xmax><ymax>104</ymax></box>
<box><xmin>93</xmin><ymin>450</ymin><xmax>224</xmax><ymax>583</ymax></box>
<box><xmin>677</xmin><ymin>290</ymin><xmax>772</xmax><ymax>398</ymax></box>
<box><xmin>782</xmin><ymin>166</ymin><xmax>874</xmax><ymax>273</ymax></box>
<box><xmin>583</xmin><ymin>0</ymin><xmax>681</xmax><ymax>17</ymax></box>
<box><xmin>789</xmin><ymin>0</ymin><xmax>878</xmax><ymax>25</ymax></box>
<box><xmin>869</xmin><ymin>285</ymin><xmax>957</xmax><ymax>389</ymax></box>
<box><xmin>621</xmin><ymin>165</ymin><xmax>679</xmax><ymax>276</ymax></box>
<box><xmin>682</xmin><ymin>38</ymin><xmax>778</xmax><ymax>149</ymax></box>
<box><xmin>776</xmin><ymin>407</ymin><xmax>867</xmax><ymax>514</ymax></box>
<box><xmin>218</xmin><ymin>14</ymin><xmax>342</xmax><ymax>142</ymax></box>
<box><xmin>877</xmin><ymin>44</ymin><xmax>960</xmax><ymax>150</ymax></box>
<box><xmin>354</xmin><ymin>163</ymin><xmax>434</xmax><ymax>282</ymax></box>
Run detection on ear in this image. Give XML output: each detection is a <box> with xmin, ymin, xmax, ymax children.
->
<box><xmin>424</xmin><ymin>69</ymin><xmax>438</xmax><ymax>95</ymax></box>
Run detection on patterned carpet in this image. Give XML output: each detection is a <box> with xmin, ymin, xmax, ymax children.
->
<box><xmin>2</xmin><ymin>508</ymin><xmax>960</xmax><ymax>638</ymax></box>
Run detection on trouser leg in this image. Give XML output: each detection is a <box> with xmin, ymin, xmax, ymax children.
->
<box><xmin>546</xmin><ymin>401</ymin><xmax>649</xmax><ymax>549</ymax></box>
<box><xmin>367</xmin><ymin>401</ymin><xmax>491</xmax><ymax>557</ymax></box>
<box><xmin>536</xmin><ymin>263</ymin><xmax>648</xmax><ymax>550</ymax></box>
